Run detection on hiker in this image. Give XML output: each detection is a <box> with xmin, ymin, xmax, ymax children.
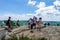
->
<box><xmin>6</xmin><ymin>17</ymin><xmax>12</xmax><ymax>32</ymax></box>
<box><xmin>44</xmin><ymin>23</ymin><xmax>46</xmax><ymax>27</ymax></box>
<box><xmin>28</xmin><ymin>18</ymin><xmax>31</xmax><ymax>29</ymax></box>
<box><xmin>30</xmin><ymin>18</ymin><xmax>34</xmax><ymax>33</ymax></box>
<box><xmin>48</xmin><ymin>23</ymin><xmax>50</xmax><ymax>26</ymax></box>
<box><xmin>33</xmin><ymin>16</ymin><xmax>37</xmax><ymax>29</ymax></box>
<box><xmin>28</xmin><ymin>18</ymin><xmax>34</xmax><ymax>29</ymax></box>
<box><xmin>16</xmin><ymin>20</ymin><xmax>20</xmax><ymax>27</ymax></box>
<box><xmin>37</xmin><ymin>17</ymin><xmax>42</xmax><ymax>31</ymax></box>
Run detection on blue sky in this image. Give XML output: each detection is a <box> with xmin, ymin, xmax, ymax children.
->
<box><xmin>0</xmin><ymin>0</ymin><xmax>60</xmax><ymax>21</ymax></box>
<box><xmin>0</xmin><ymin>0</ymin><xmax>36</xmax><ymax>14</ymax></box>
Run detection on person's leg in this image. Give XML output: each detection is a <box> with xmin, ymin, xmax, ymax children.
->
<box><xmin>37</xmin><ymin>24</ymin><xmax>39</xmax><ymax>31</ymax></box>
<box><xmin>32</xmin><ymin>23</ymin><xmax>36</xmax><ymax>29</ymax></box>
<box><xmin>31</xmin><ymin>24</ymin><xmax>33</xmax><ymax>29</ymax></box>
<box><xmin>34</xmin><ymin>23</ymin><xmax>36</xmax><ymax>29</ymax></box>
<box><xmin>28</xmin><ymin>23</ymin><xmax>31</xmax><ymax>29</ymax></box>
<box><xmin>30</xmin><ymin>24</ymin><xmax>33</xmax><ymax>33</ymax></box>
<box><xmin>39</xmin><ymin>24</ymin><xmax>41</xmax><ymax>31</ymax></box>
<box><xmin>8</xmin><ymin>25</ymin><xmax>12</xmax><ymax>32</ymax></box>
<box><xmin>37</xmin><ymin>24</ymin><xmax>41</xmax><ymax>31</ymax></box>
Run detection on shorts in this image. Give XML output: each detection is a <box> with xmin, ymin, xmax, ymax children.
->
<box><xmin>33</xmin><ymin>23</ymin><xmax>36</xmax><ymax>26</ymax></box>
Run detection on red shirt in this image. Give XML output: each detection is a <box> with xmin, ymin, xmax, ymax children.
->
<box><xmin>38</xmin><ymin>19</ymin><xmax>42</xmax><ymax>25</ymax></box>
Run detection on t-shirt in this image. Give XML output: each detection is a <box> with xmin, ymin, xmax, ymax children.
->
<box><xmin>29</xmin><ymin>20</ymin><xmax>33</xmax><ymax>24</ymax></box>
<box><xmin>38</xmin><ymin>19</ymin><xmax>42</xmax><ymax>25</ymax></box>
<box><xmin>33</xmin><ymin>17</ymin><xmax>37</xmax><ymax>24</ymax></box>
<box><xmin>6</xmin><ymin>19</ymin><xmax>11</xmax><ymax>26</ymax></box>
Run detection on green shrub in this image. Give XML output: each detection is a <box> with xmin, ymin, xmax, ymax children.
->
<box><xmin>19</xmin><ymin>36</ymin><xmax>30</xmax><ymax>40</ymax></box>
<box><xmin>37</xmin><ymin>37</ymin><xmax>47</xmax><ymax>40</ymax></box>
<box><xmin>57</xmin><ymin>24</ymin><xmax>60</xmax><ymax>26</ymax></box>
<box><xmin>4</xmin><ymin>20</ymin><xmax>17</xmax><ymax>28</ymax></box>
<box><xmin>1</xmin><ymin>36</ymin><xmax>5</xmax><ymax>40</ymax></box>
<box><xmin>1</xmin><ymin>34</ymin><xmax>47</xmax><ymax>40</ymax></box>
<box><xmin>9</xmin><ymin>35</ymin><xmax>18</xmax><ymax>40</ymax></box>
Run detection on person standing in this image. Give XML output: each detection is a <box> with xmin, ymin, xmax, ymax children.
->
<box><xmin>33</xmin><ymin>16</ymin><xmax>37</xmax><ymax>29</ymax></box>
<box><xmin>28</xmin><ymin>18</ymin><xmax>31</xmax><ymax>29</ymax></box>
<box><xmin>30</xmin><ymin>18</ymin><xmax>34</xmax><ymax>33</ymax></box>
<box><xmin>28</xmin><ymin>18</ymin><xmax>33</xmax><ymax>29</ymax></box>
<box><xmin>7</xmin><ymin>17</ymin><xmax>12</xmax><ymax>32</ymax></box>
<box><xmin>37</xmin><ymin>17</ymin><xmax>42</xmax><ymax>31</ymax></box>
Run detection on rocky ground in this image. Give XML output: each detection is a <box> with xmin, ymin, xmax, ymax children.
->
<box><xmin>5</xmin><ymin>25</ymin><xmax>60</xmax><ymax>40</ymax></box>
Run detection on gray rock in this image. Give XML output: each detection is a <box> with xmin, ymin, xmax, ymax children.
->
<box><xmin>0</xmin><ymin>28</ymin><xmax>6</xmax><ymax>40</ymax></box>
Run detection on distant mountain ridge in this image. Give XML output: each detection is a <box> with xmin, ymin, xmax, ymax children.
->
<box><xmin>0</xmin><ymin>20</ymin><xmax>60</xmax><ymax>26</ymax></box>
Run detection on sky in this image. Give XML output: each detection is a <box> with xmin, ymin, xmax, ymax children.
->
<box><xmin>0</xmin><ymin>0</ymin><xmax>60</xmax><ymax>21</ymax></box>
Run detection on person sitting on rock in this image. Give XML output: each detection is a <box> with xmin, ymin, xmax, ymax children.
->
<box><xmin>16</xmin><ymin>20</ymin><xmax>20</xmax><ymax>27</ymax></box>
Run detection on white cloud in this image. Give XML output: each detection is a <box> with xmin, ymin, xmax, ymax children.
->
<box><xmin>0</xmin><ymin>13</ymin><xmax>35</xmax><ymax>20</ymax></box>
<box><xmin>35</xmin><ymin>6</ymin><xmax>55</xmax><ymax>14</ymax></box>
<box><xmin>34</xmin><ymin>0</ymin><xmax>60</xmax><ymax>21</ymax></box>
<box><xmin>28</xmin><ymin>0</ymin><xmax>36</xmax><ymax>6</ymax></box>
<box><xmin>53</xmin><ymin>0</ymin><xmax>60</xmax><ymax>6</ymax></box>
<box><xmin>0</xmin><ymin>0</ymin><xmax>60</xmax><ymax>21</ymax></box>
<box><xmin>36</xmin><ymin>2</ymin><xmax>46</xmax><ymax>8</ymax></box>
